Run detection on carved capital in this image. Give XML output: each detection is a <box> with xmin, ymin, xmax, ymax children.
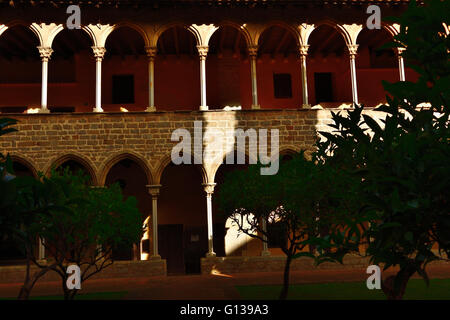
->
<box><xmin>146</xmin><ymin>184</ymin><xmax>162</xmax><ymax>198</ymax></box>
<box><xmin>37</xmin><ymin>46</ymin><xmax>53</xmax><ymax>61</ymax></box>
<box><xmin>197</xmin><ymin>45</ymin><xmax>209</xmax><ymax>59</ymax></box>
<box><xmin>145</xmin><ymin>46</ymin><xmax>157</xmax><ymax>60</ymax></box>
<box><xmin>248</xmin><ymin>45</ymin><xmax>258</xmax><ymax>58</ymax></box>
<box><xmin>299</xmin><ymin>45</ymin><xmax>309</xmax><ymax>56</ymax></box>
<box><xmin>395</xmin><ymin>47</ymin><xmax>406</xmax><ymax>57</ymax></box>
<box><xmin>91</xmin><ymin>46</ymin><xmax>106</xmax><ymax>61</ymax></box>
<box><xmin>347</xmin><ymin>44</ymin><xmax>359</xmax><ymax>58</ymax></box>
<box><xmin>202</xmin><ymin>183</ymin><xmax>216</xmax><ymax>195</ymax></box>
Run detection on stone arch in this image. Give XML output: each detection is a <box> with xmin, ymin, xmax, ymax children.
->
<box><xmin>154</xmin><ymin>153</ymin><xmax>207</xmax><ymax>185</ymax></box>
<box><xmin>209</xmin><ymin>148</ymin><xmax>256</xmax><ymax>183</ymax></box>
<box><xmin>210</xmin><ymin>20</ymin><xmax>252</xmax><ymax>48</ymax></box>
<box><xmin>110</xmin><ymin>22</ymin><xmax>150</xmax><ymax>48</ymax></box>
<box><xmin>310</xmin><ymin>20</ymin><xmax>350</xmax><ymax>46</ymax></box>
<box><xmin>29</xmin><ymin>23</ymin><xmax>64</xmax><ymax>48</ymax></box>
<box><xmin>10</xmin><ymin>155</ymin><xmax>38</xmax><ymax>178</ymax></box>
<box><xmin>45</xmin><ymin>153</ymin><xmax>99</xmax><ymax>185</ymax></box>
<box><xmin>279</xmin><ymin>146</ymin><xmax>301</xmax><ymax>156</ymax></box>
<box><xmin>255</xmin><ymin>21</ymin><xmax>300</xmax><ymax>48</ymax></box>
<box><xmin>99</xmin><ymin>151</ymin><xmax>153</xmax><ymax>186</ymax></box>
<box><xmin>82</xmin><ymin>24</ymin><xmax>115</xmax><ymax>48</ymax></box>
<box><xmin>255</xmin><ymin>20</ymin><xmax>300</xmax><ymax>46</ymax></box>
<box><xmin>155</xmin><ymin>21</ymin><xmax>188</xmax><ymax>43</ymax></box>
<box><xmin>382</xmin><ymin>23</ymin><xmax>401</xmax><ymax>38</ymax></box>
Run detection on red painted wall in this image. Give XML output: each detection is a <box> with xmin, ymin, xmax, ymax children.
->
<box><xmin>0</xmin><ymin>51</ymin><xmax>418</xmax><ymax>112</ymax></box>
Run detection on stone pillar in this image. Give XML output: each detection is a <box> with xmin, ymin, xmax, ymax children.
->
<box><xmin>147</xmin><ymin>184</ymin><xmax>162</xmax><ymax>259</ymax></box>
<box><xmin>299</xmin><ymin>45</ymin><xmax>310</xmax><ymax>108</ymax></box>
<box><xmin>396</xmin><ymin>47</ymin><xmax>406</xmax><ymax>82</ymax></box>
<box><xmin>38</xmin><ymin>237</ymin><xmax>45</xmax><ymax>260</ymax></box>
<box><xmin>203</xmin><ymin>183</ymin><xmax>216</xmax><ymax>257</ymax></box>
<box><xmin>38</xmin><ymin>47</ymin><xmax>53</xmax><ymax>113</ymax></box>
<box><xmin>145</xmin><ymin>47</ymin><xmax>157</xmax><ymax>112</ymax></box>
<box><xmin>261</xmin><ymin>218</ymin><xmax>271</xmax><ymax>256</ymax></box>
<box><xmin>347</xmin><ymin>44</ymin><xmax>359</xmax><ymax>106</ymax></box>
<box><xmin>197</xmin><ymin>46</ymin><xmax>209</xmax><ymax>111</ymax></box>
<box><xmin>248</xmin><ymin>45</ymin><xmax>260</xmax><ymax>109</ymax></box>
<box><xmin>92</xmin><ymin>46</ymin><xmax>106</xmax><ymax>112</ymax></box>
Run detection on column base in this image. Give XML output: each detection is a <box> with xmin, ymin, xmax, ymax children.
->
<box><xmin>199</xmin><ymin>105</ymin><xmax>209</xmax><ymax>111</ymax></box>
<box><xmin>93</xmin><ymin>107</ymin><xmax>104</xmax><ymax>113</ymax></box>
<box><xmin>251</xmin><ymin>104</ymin><xmax>261</xmax><ymax>110</ymax></box>
<box><xmin>150</xmin><ymin>255</ymin><xmax>161</xmax><ymax>260</ymax></box>
<box><xmin>145</xmin><ymin>106</ymin><xmax>156</xmax><ymax>112</ymax></box>
<box><xmin>38</xmin><ymin>108</ymin><xmax>50</xmax><ymax>114</ymax></box>
<box><xmin>301</xmin><ymin>104</ymin><xmax>311</xmax><ymax>109</ymax></box>
<box><xmin>206</xmin><ymin>252</ymin><xmax>216</xmax><ymax>258</ymax></box>
<box><xmin>261</xmin><ymin>250</ymin><xmax>271</xmax><ymax>256</ymax></box>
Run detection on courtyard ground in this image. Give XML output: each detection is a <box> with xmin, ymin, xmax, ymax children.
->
<box><xmin>0</xmin><ymin>265</ymin><xmax>449</xmax><ymax>300</ymax></box>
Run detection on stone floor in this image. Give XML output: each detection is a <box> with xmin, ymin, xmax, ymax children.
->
<box><xmin>1</xmin><ymin>265</ymin><xmax>450</xmax><ymax>300</ymax></box>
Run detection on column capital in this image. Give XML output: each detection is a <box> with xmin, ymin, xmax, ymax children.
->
<box><xmin>92</xmin><ymin>46</ymin><xmax>106</xmax><ymax>61</ymax></box>
<box><xmin>146</xmin><ymin>184</ymin><xmax>162</xmax><ymax>197</ymax></box>
<box><xmin>347</xmin><ymin>44</ymin><xmax>359</xmax><ymax>58</ymax></box>
<box><xmin>202</xmin><ymin>183</ymin><xmax>216</xmax><ymax>195</ymax></box>
<box><xmin>197</xmin><ymin>45</ymin><xmax>209</xmax><ymax>59</ymax></box>
<box><xmin>248</xmin><ymin>45</ymin><xmax>258</xmax><ymax>58</ymax></box>
<box><xmin>145</xmin><ymin>46</ymin><xmax>157</xmax><ymax>60</ymax></box>
<box><xmin>37</xmin><ymin>46</ymin><xmax>53</xmax><ymax>62</ymax></box>
<box><xmin>395</xmin><ymin>47</ymin><xmax>406</xmax><ymax>57</ymax></box>
<box><xmin>299</xmin><ymin>44</ymin><xmax>309</xmax><ymax>57</ymax></box>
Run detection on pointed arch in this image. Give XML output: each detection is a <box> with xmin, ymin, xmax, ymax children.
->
<box><xmin>154</xmin><ymin>153</ymin><xmax>207</xmax><ymax>185</ymax></box>
<box><xmin>45</xmin><ymin>153</ymin><xmax>98</xmax><ymax>185</ymax></box>
<box><xmin>99</xmin><ymin>151</ymin><xmax>153</xmax><ymax>186</ymax></box>
<box><xmin>10</xmin><ymin>155</ymin><xmax>38</xmax><ymax>178</ymax></box>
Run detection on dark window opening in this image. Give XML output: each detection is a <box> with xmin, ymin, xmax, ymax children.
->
<box><xmin>0</xmin><ymin>107</ymin><xmax>27</xmax><ymax>113</ymax></box>
<box><xmin>50</xmin><ymin>106</ymin><xmax>75</xmax><ymax>113</ymax></box>
<box><xmin>273</xmin><ymin>73</ymin><xmax>292</xmax><ymax>99</ymax></box>
<box><xmin>314</xmin><ymin>72</ymin><xmax>333</xmax><ymax>104</ymax></box>
<box><xmin>267</xmin><ymin>222</ymin><xmax>287</xmax><ymax>249</ymax></box>
<box><xmin>112</xmin><ymin>75</ymin><xmax>134</xmax><ymax>104</ymax></box>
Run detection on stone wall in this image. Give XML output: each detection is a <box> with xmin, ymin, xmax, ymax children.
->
<box><xmin>0</xmin><ymin>259</ymin><xmax>166</xmax><ymax>283</ymax></box>
<box><xmin>201</xmin><ymin>255</ymin><xmax>450</xmax><ymax>275</ymax></box>
<box><xmin>1</xmin><ymin>109</ymin><xmax>386</xmax><ymax>184</ymax></box>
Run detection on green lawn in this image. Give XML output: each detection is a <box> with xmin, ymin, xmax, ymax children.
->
<box><xmin>236</xmin><ymin>278</ymin><xmax>450</xmax><ymax>300</ymax></box>
<box><xmin>1</xmin><ymin>291</ymin><xmax>127</xmax><ymax>300</ymax></box>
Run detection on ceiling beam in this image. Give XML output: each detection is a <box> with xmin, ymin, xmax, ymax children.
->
<box><xmin>173</xmin><ymin>27</ymin><xmax>180</xmax><ymax>57</ymax></box>
<box><xmin>219</xmin><ymin>27</ymin><xmax>227</xmax><ymax>54</ymax></box>
<box><xmin>273</xmin><ymin>29</ymin><xmax>290</xmax><ymax>56</ymax></box>
<box><xmin>233</xmin><ymin>31</ymin><xmax>242</xmax><ymax>56</ymax></box>
<box><xmin>312</xmin><ymin>30</ymin><xmax>337</xmax><ymax>55</ymax></box>
<box><xmin>258</xmin><ymin>28</ymin><xmax>274</xmax><ymax>54</ymax></box>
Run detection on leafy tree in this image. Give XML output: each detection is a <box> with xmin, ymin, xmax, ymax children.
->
<box><xmin>0</xmin><ymin>118</ymin><xmax>143</xmax><ymax>300</ymax></box>
<box><xmin>218</xmin><ymin>152</ymin><xmax>360</xmax><ymax>300</ymax></box>
<box><xmin>314</xmin><ymin>0</ymin><xmax>449</xmax><ymax>300</ymax></box>
<box><xmin>27</xmin><ymin>169</ymin><xmax>143</xmax><ymax>300</ymax></box>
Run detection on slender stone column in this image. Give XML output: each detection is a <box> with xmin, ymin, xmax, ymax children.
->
<box><xmin>203</xmin><ymin>183</ymin><xmax>216</xmax><ymax>257</ymax></box>
<box><xmin>37</xmin><ymin>47</ymin><xmax>53</xmax><ymax>113</ymax></box>
<box><xmin>145</xmin><ymin>47</ymin><xmax>157</xmax><ymax>112</ymax></box>
<box><xmin>197</xmin><ymin>46</ymin><xmax>209</xmax><ymax>111</ymax></box>
<box><xmin>347</xmin><ymin>44</ymin><xmax>359</xmax><ymax>106</ymax></box>
<box><xmin>92</xmin><ymin>46</ymin><xmax>106</xmax><ymax>112</ymax></box>
<box><xmin>396</xmin><ymin>47</ymin><xmax>406</xmax><ymax>82</ymax></box>
<box><xmin>38</xmin><ymin>237</ymin><xmax>45</xmax><ymax>260</ymax></box>
<box><xmin>147</xmin><ymin>184</ymin><xmax>162</xmax><ymax>259</ymax></box>
<box><xmin>261</xmin><ymin>218</ymin><xmax>271</xmax><ymax>256</ymax></box>
<box><xmin>299</xmin><ymin>45</ymin><xmax>310</xmax><ymax>108</ymax></box>
<box><xmin>248</xmin><ymin>45</ymin><xmax>260</xmax><ymax>109</ymax></box>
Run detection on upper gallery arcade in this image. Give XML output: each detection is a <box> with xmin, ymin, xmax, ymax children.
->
<box><xmin>0</xmin><ymin>0</ymin><xmax>414</xmax><ymax>114</ymax></box>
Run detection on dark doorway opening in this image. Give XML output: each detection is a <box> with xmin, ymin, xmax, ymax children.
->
<box><xmin>159</xmin><ymin>224</ymin><xmax>185</xmax><ymax>275</ymax></box>
<box><xmin>314</xmin><ymin>72</ymin><xmax>333</xmax><ymax>104</ymax></box>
